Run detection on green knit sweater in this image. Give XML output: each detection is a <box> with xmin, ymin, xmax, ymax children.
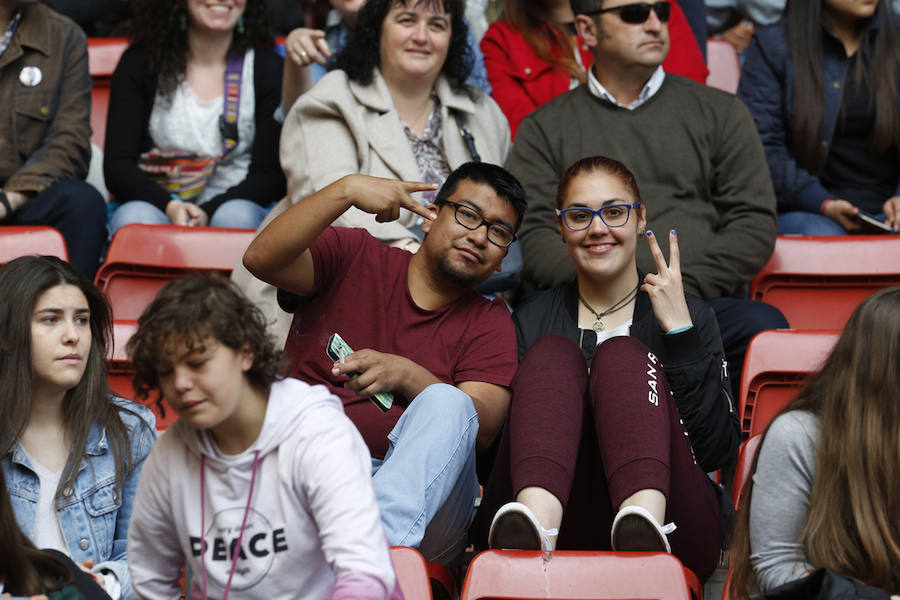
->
<box><xmin>508</xmin><ymin>75</ymin><xmax>777</xmax><ymax>299</ymax></box>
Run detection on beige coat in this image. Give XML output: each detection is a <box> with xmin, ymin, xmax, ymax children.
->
<box><xmin>232</xmin><ymin>68</ymin><xmax>511</xmax><ymax>345</ymax></box>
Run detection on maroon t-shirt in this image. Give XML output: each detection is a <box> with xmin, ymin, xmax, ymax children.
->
<box><xmin>280</xmin><ymin>227</ymin><xmax>518</xmax><ymax>458</ymax></box>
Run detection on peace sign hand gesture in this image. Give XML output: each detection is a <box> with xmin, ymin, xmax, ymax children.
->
<box><xmin>641</xmin><ymin>229</ymin><xmax>693</xmax><ymax>334</ymax></box>
<box><xmin>342</xmin><ymin>175</ymin><xmax>439</xmax><ymax>223</ymax></box>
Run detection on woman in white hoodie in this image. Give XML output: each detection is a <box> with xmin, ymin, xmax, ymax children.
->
<box><xmin>125</xmin><ymin>276</ymin><xmax>397</xmax><ymax>600</ymax></box>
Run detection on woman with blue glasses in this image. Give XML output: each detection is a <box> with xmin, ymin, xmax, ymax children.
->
<box><xmin>474</xmin><ymin>156</ymin><xmax>738</xmax><ymax>583</ymax></box>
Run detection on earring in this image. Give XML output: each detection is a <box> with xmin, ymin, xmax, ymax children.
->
<box><xmin>237</xmin><ymin>16</ymin><xmax>245</xmax><ymax>34</ymax></box>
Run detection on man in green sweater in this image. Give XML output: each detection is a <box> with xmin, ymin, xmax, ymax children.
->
<box><xmin>508</xmin><ymin>0</ymin><xmax>787</xmax><ymax>394</ymax></box>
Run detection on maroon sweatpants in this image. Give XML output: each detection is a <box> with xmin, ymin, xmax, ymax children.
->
<box><xmin>475</xmin><ymin>335</ymin><xmax>722</xmax><ymax>581</ymax></box>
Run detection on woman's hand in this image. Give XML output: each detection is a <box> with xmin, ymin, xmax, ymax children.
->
<box><xmin>284</xmin><ymin>27</ymin><xmax>332</xmax><ymax>68</ymax></box>
<box><xmin>822</xmin><ymin>199</ymin><xmax>861</xmax><ymax>231</ymax></box>
<box><xmin>642</xmin><ymin>229</ymin><xmax>693</xmax><ymax>333</ymax></box>
<box><xmin>165</xmin><ymin>200</ymin><xmax>209</xmax><ymax>227</ymax></box>
<box><xmin>882</xmin><ymin>195</ymin><xmax>900</xmax><ymax>231</ymax></box>
<box><xmin>77</xmin><ymin>559</ymin><xmax>106</xmax><ymax>590</ymax></box>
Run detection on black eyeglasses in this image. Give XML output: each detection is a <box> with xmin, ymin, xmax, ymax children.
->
<box><xmin>583</xmin><ymin>1</ymin><xmax>671</xmax><ymax>24</ymax></box>
<box><xmin>556</xmin><ymin>202</ymin><xmax>642</xmax><ymax>230</ymax></box>
<box><xmin>438</xmin><ymin>201</ymin><xmax>517</xmax><ymax>248</ymax></box>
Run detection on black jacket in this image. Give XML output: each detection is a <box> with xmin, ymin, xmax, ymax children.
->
<box><xmin>512</xmin><ymin>277</ymin><xmax>740</xmax><ymax>472</ymax></box>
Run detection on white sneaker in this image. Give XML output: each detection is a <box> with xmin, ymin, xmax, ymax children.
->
<box><xmin>610</xmin><ymin>505</ymin><xmax>676</xmax><ymax>553</ymax></box>
<box><xmin>488</xmin><ymin>501</ymin><xmax>558</xmax><ymax>551</ymax></box>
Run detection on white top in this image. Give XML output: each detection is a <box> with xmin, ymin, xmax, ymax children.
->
<box><xmin>595</xmin><ymin>320</ymin><xmax>633</xmax><ymax>346</ymax></box>
<box><xmin>22</xmin><ymin>447</ymin><xmax>68</xmax><ymax>555</ymax></box>
<box><xmin>588</xmin><ymin>65</ymin><xmax>666</xmax><ymax>110</ymax></box>
<box><xmin>148</xmin><ymin>48</ymin><xmax>257</xmax><ymax>205</ymax></box>
<box><xmin>128</xmin><ymin>378</ymin><xmax>396</xmax><ymax>600</ymax></box>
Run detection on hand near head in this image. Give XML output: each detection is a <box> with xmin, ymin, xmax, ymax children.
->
<box><xmin>822</xmin><ymin>199</ymin><xmax>861</xmax><ymax>232</ymax></box>
<box><xmin>165</xmin><ymin>200</ymin><xmax>209</xmax><ymax>227</ymax></box>
<box><xmin>285</xmin><ymin>27</ymin><xmax>332</xmax><ymax>67</ymax></box>
<box><xmin>641</xmin><ymin>229</ymin><xmax>693</xmax><ymax>333</ymax></box>
<box><xmin>882</xmin><ymin>195</ymin><xmax>900</xmax><ymax>231</ymax></box>
<box><xmin>340</xmin><ymin>174</ymin><xmax>438</xmax><ymax>223</ymax></box>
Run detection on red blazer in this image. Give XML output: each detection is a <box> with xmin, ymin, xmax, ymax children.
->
<box><xmin>481</xmin><ymin>7</ymin><xmax>709</xmax><ymax>138</ymax></box>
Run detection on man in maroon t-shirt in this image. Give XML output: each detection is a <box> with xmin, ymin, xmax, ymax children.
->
<box><xmin>244</xmin><ymin>162</ymin><xmax>526</xmax><ymax>566</ymax></box>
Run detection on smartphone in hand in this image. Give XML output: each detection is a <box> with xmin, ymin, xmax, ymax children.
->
<box><xmin>856</xmin><ymin>211</ymin><xmax>893</xmax><ymax>233</ymax></box>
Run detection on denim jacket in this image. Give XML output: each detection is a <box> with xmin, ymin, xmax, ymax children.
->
<box><xmin>2</xmin><ymin>399</ymin><xmax>156</xmax><ymax>600</ymax></box>
<box><xmin>738</xmin><ymin>17</ymin><xmax>900</xmax><ymax>213</ymax></box>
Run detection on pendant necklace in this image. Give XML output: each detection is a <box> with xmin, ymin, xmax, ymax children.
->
<box><xmin>578</xmin><ymin>284</ymin><xmax>639</xmax><ymax>332</ymax></box>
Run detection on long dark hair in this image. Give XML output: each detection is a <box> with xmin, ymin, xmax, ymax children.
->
<box><xmin>332</xmin><ymin>0</ymin><xmax>474</xmax><ymax>94</ymax></box>
<box><xmin>0</xmin><ymin>481</ymin><xmax>72</xmax><ymax>595</ymax></box>
<box><xmin>0</xmin><ymin>256</ymin><xmax>139</xmax><ymax>505</ymax></box>
<box><xmin>729</xmin><ymin>287</ymin><xmax>900</xmax><ymax>598</ymax></box>
<box><xmin>786</xmin><ymin>0</ymin><xmax>900</xmax><ymax>171</ymax></box>
<box><xmin>129</xmin><ymin>0</ymin><xmax>274</xmax><ymax>97</ymax></box>
<box><xmin>502</xmin><ymin>0</ymin><xmax>585</xmax><ymax>83</ymax></box>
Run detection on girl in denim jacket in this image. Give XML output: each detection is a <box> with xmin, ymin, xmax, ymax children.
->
<box><xmin>0</xmin><ymin>256</ymin><xmax>156</xmax><ymax>600</ymax></box>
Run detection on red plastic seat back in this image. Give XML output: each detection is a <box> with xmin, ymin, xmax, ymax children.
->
<box><xmin>460</xmin><ymin>550</ymin><xmax>702</xmax><ymax>600</ymax></box>
<box><xmin>390</xmin><ymin>547</ymin><xmax>433</xmax><ymax>600</ymax></box>
<box><xmin>88</xmin><ymin>38</ymin><xmax>128</xmax><ymax>148</ymax></box>
<box><xmin>706</xmin><ymin>38</ymin><xmax>741</xmax><ymax>94</ymax></box>
<box><xmin>0</xmin><ymin>226</ymin><xmax>69</xmax><ymax>265</ymax></box>
<box><xmin>732</xmin><ymin>435</ymin><xmax>762</xmax><ymax>509</ymax></box>
<box><xmin>107</xmin><ymin>320</ymin><xmax>176</xmax><ymax>431</ymax></box>
<box><xmin>739</xmin><ymin>330</ymin><xmax>837</xmax><ymax>439</ymax></box>
<box><xmin>750</xmin><ymin>235</ymin><xmax>900</xmax><ymax>330</ymax></box>
<box><xmin>96</xmin><ymin>224</ymin><xmax>255</xmax><ymax>320</ymax></box>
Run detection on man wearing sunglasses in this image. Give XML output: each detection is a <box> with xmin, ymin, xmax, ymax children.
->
<box><xmin>244</xmin><ymin>161</ymin><xmax>524</xmax><ymax>569</ymax></box>
<box><xmin>506</xmin><ymin>0</ymin><xmax>787</xmax><ymax>398</ymax></box>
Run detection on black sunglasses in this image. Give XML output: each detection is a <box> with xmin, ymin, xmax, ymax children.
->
<box><xmin>583</xmin><ymin>1</ymin><xmax>671</xmax><ymax>24</ymax></box>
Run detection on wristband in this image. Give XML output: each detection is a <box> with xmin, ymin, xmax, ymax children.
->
<box><xmin>666</xmin><ymin>325</ymin><xmax>694</xmax><ymax>335</ymax></box>
<box><xmin>169</xmin><ymin>193</ymin><xmax>183</xmax><ymax>203</ymax></box>
<box><xmin>0</xmin><ymin>190</ymin><xmax>12</xmax><ymax>217</ymax></box>
<box><xmin>820</xmin><ymin>199</ymin><xmax>836</xmax><ymax>215</ymax></box>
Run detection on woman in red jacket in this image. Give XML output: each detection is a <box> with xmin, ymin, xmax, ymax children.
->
<box><xmin>481</xmin><ymin>0</ymin><xmax>709</xmax><ymax>138</ymax></box>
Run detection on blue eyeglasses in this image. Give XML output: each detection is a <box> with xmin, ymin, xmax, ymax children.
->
<box><xmin>556</xmin><ymin>202</ymin><xmax>642</xmax><ymax>230</ymax></box>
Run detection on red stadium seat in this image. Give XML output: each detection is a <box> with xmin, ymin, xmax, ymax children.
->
<box><xmin>739</xmin><ymin>330</ymin><xmax>837</xmax><ymax>439</ymax></box>
<box><xmin>390</xmin><ymin>547</ymin><xmax>433</xmax><ymax>599</ymax></box>
<box><xmin>732</xmin><ymin>435</ymin><xmax>762</xmax><ymax>509</ymax></box>
<box><xmin>460</xmin><ymin>550</ymin><xmax>702</xmax><ymax>600</ymax></box>
<box><xmin>706</xmin><ymin>38</ymin><xmax>741</xmax><ymax>94</ymax></box>
<box><xmin>0</xmin><ymin>225</ymin><xmax>69</xmax><ymax>265</ymax></box>
<box><xmin>108</xmin><ymin>320</ymin><xmax>176</xmax><ymax>431</ymax></box>
<box><xmin>749</xmin><ymin>235</ymin><xmax>900</xmax><ymax>330</ymax></box>
<box><xmin>95</xmin><ymin>224</ymin><xmax>255</xmax><ymax>320</ymax></box>
<box><xmin>88</xmin><ymin>38</ymin><xmax>128</xmax><ymax>148</ymax></box>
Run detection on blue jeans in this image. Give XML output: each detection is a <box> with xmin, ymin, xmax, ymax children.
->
<box><xmin>108</xmin><ymin>199</ymin><xmax>267</xmax><ymax>237</ymax></box>
<box><xmin>778</xmin><ymin>211</ymin><xmax>849</xmax><ymax>235</ymax></box>
<box><xmin>371</xmin><ymin>383</ymin><xmax>479</xmax><ymax>567</ymax></box>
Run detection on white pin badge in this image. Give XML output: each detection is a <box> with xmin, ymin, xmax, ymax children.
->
<box><xmin>19</xmin><ymin>65</ymin><xmax>42</xmax><ymax>87</ymax></box>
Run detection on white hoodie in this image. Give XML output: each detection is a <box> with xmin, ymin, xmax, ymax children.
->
<box><xmin>127</xmin><ymin>378</ymin><xmax>396</xmax><ymax>599</ymax></box>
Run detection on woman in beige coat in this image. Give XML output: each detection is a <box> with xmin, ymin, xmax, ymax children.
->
<box><xmin>233</xmin><ymin>0</ymin><xmax>511</xmax><ymax>345</ymax></box>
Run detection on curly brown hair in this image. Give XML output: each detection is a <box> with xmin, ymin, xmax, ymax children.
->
<box><xmin>127</xmin><ymin>275</ymin><xmax>282</xmax><ymax>404</ymax></box>
<box><xmin>129</xmin><ymin>0</ymin><xmax>275</xmax><ymax>97</ymax></box>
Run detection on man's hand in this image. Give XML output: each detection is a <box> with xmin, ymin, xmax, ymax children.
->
<box><xmin>822</xmin><ymin>199</ymin><xmax>861</xmax><ymax>231</ymax></box>
<box><xmin>882</xmin><ymin>195</ymin><xmax>900</xmax><ymax>231</ymax></box>
<box><xmin>332</xmin><ymin>349</ymin><xmax>439</xmax><ymax>401</ymax></box>
<box><xmin>641</xmin><ymin>229</ymin><xmax>693</xmax><ymax>333</ymax></box>
<box><xmin>165</xmin><ymin>199</ymin><xmax>210</xmax><ymax>227</ymax></box>
<box><xmin>340</xmin><ymin>175</ymin><xmax>438</xmax><ymax>223</ymax></box>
